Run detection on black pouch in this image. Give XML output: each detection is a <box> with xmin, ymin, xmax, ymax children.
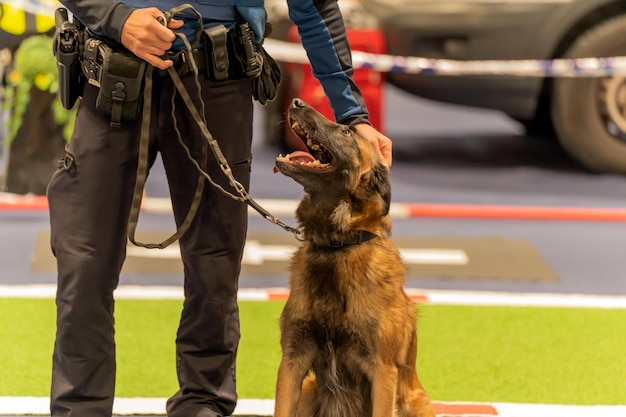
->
<box><xmin>95</xmin><ymin>43</ymin><xmax>147</xmax><ymax>127</ymax></box>
<box><xmin>252</xmin><ymin>45</ymin><xmax>282</xmax><ymax>105</ymax></box>
<box><xmin>202</xmin><ymin>24</ymin><xmax>230</xmax><ymax>81</ymax></box>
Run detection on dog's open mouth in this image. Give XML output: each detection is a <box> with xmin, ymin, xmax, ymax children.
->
<box><xmin>275</xmin><ymin>121</ymin><xmax>333</xmax><ymax>171</ymax></box>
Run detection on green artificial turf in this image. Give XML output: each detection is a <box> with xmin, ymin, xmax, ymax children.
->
<box><xmin>1</xmin><ymin>298</ymin><xmax>625</xmax><ymax>404</ymax></box>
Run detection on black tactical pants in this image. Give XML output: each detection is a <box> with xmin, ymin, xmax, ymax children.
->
<box><xmin>48</xmin><ymin>73</ymin><xmax>254</xmax><ymax>417</ymax></box>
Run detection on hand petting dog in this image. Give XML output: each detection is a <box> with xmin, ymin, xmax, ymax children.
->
<box><xmin>355</xmin><ymin>123</ymin><xmax>393</xmax><ymax>169</ymax></box>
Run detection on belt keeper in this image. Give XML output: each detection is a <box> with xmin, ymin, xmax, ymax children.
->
<box><xmin>202</xmin><ymin>25</ymin><xmax>229</xmax><ymax>81</ymax></box>
<box><xmin>177</xmin><ymin>50</ymin><xmax>189</xmax><ymax>75</ymax></box>
<box><xmin>110</xmin><ymin>81</ymin><xmax>125</xmax><ymax>128</ymax></box>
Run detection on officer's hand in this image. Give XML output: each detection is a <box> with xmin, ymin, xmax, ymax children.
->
<box><xmin>354</xmin><ymin>123</ymin><xmax>393</xmax><ymax>169</ymax></box>
<box><xmin>121</xmin><ymin>7</ymin><xmax>184</xmax><ymax>70</ymax></box>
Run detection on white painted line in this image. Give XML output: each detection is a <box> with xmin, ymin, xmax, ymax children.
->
<box><xmin>140</xmin><ymin>196</ymin><xmax>414</xmax><ymax>219</ymax></box>
<box><xmin>401</xmin><ymin>249</ymin><xmax>468</xmax><ymax>265</ymax></box>
<box><xmin>125</xmin><ymin>239</ymin><xmax>469</xmax><ymax>266</ymax></box>
<box><xmin>0</xmin><ymin>397</ymin><xmax>49</xmax><ymax>415</ymax></box>
<box><xmin>0</xmin><ymin>397</ymin><xmax>272</xmax><ymax>415</ymax></box>
<box><xmin>125</xmin><ymin>245</ymin><xmax>181</xmax><ymax>259</ymax></box>
<box><xmin>492</xmin><ymin>402</ymin><xmax>626</xmax><ymax>417</ymax></box>
<box><xmin>0</xmin><ymin>285</ymin><xmax>58</xmax><ymax>298</ymax></box>
<box><xmin>419</xmin><ymin>289</ymin><xmax>626</xmax><ymax>309</ymax></box>
<box><xmin>2</xmin><ymin>397</ymin><xmax>626</xmax><ymax>416</ymax></box>
<box><xmin>3</xmin><ymin>285</ymin><xmax>626</xmax><ymax>309</ymax></box>
<box><xmin>141</xmin><ymin>197</ymin><xmax>300</xmax><ymax>216</ymax></box>
<box><xmin>232</xmin><ymin>399</ymin><xmax>275</xmax><ymax>416</ymax></box>
<box><xmin>0</xmin><ymin>284</ymin><xmax>185</xmax><ymax>300</ymax></box>
<box><xmin>388</xmin><ymin>202</ymin><xmax>411</xmax><ymax>219</ymax></box>
<box><xmin>243</xmin><ymin>241</ymin><xmax>295</xmax><ymax>265</ymax></box>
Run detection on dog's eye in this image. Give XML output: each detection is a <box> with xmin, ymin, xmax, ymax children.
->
<box><xmin>341</xmin><ymin>127</ymin><xmax>351</xmax><ymax>136</ymax></box>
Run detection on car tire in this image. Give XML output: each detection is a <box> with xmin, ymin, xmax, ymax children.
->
<box><xmin>551</xmin><ymin>14</ymin><xmax>626</xmax><ymax>175</ymax></box>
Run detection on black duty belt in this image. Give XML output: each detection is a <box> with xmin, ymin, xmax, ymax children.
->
<box><xmin>167</xmin><ymin>48</ymin><xmax>208</xmax><ymax>76</ymax></box>
<box><xmin>164</xmin><ymin>23</ymin><xmax>256</xmax><ymax>80</ymax></box>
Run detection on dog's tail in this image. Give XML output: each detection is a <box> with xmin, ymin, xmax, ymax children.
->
<box><xmin>298</xmin><ymin>372</ymin><xmax>371</xmax><ymax>417</ymax></box>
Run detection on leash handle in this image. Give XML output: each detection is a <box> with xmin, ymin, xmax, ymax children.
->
<box><xmin>163</xmin><ymin>4</ymin><xmax>203</xmax><ymax>48</ymax></box>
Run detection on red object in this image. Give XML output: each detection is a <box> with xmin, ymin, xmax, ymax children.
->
<box><xmin>284</xmin><ymin>25</ymin><xmax>386</xmax><ymax>151</ymax></box>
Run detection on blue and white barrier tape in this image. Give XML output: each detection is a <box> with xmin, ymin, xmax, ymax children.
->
<box><xmin>263</xmin><ymin>38</ymin><xmax>626</xmax><ymax>78</ymax></box>
<box><xmin>6</xmin><ymin>0</ymin><xmax>626</xmax><ymax>78</ymax></box>
<box><xmin>3</xmin><ymin>0</ymin><xmax>59</xmax><ymax>18</ymax></box>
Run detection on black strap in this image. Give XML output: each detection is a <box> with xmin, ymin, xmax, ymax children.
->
<box><xmin>126</xmin><ymin>4</ymin><xmax>301</xmax><ymax>249</ymax></box>
<box><xmin>126</xmin><ymin>64</ymin><xmax>206</xmax><ymax>249</ymax></box>
<box><xmin>110</xmin><ymin>81</ymin><xmax>125</xmax><ymax>128</ymax></box>
<box><xmin>164</xmin><ymin>59</ymin><xmax>302</xmax><ymax>237</ymax></box>
<box><xmin>326</xmin><ymin>230</ymin><xmax>378</xmax><ymax>248</ymax></box>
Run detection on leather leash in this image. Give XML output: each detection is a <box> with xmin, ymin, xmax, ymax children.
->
<box><xmin>127</xmin><ymin>4</ymin><xmax>302</xmax><ymax>249</ymax></box>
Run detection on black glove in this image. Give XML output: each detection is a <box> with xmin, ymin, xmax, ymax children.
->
<box><xmin>252</xmin><ymin>45</ymin><xmax>282</xmax><ymax>105</ymax></box>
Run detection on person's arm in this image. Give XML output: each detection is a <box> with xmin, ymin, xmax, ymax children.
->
<box><xmin>287</xmin><ymin>0</ymin><xmax>392</xmax><ymax>167</ymax></box>
<box><xmin>60</xmin><ymin>0</ymin><xmax>133</xmax><ymax>42</ymax></box>
<box><xmin>60</xmin><ymin>0</ymin><xmax>181</xmax><ymax>69</ymax></box>
<box><xmin>287</xmin><ymin>0</ymin><xmax>367</xmax><ymax>125</ymax></box>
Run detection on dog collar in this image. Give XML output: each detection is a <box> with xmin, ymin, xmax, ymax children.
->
<box><xmin>317</xmin><ymin>230</ymin><xmax>379</xmax><ymax>248</ymax></box>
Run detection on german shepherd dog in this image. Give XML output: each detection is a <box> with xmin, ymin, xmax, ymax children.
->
<box><xmin>273</xmin><ymin>98</ymin><xmax>435</xmax><ymax>417</ymax></box>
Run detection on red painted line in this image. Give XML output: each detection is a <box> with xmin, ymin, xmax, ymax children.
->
<box><xmin>0</xmin><ymin>195</ymin><xmax>150</xmax><ymax>212</ymax></box>
<box><xmin>268</xmin><ymin>290</ymin><xmax>290</xmax><ymax>301</ymax></box>
<box><xmin>434</xmin><ymin>402</ymin><xmax>499</xmax><ymax>415</ymax></box>
<box><xmin>407</xmin><ymin>203</ymin><xmax>626</xmax><ymax>222</ymax></box>
<box><xmin>268</xmin><ymin>290</ymin><xmax>430</xmax><ymax>304</ymax></box>
<box><xmin>3</xmin><ymin>194</ymin><xmax>626</xmax><ymax>223</ymax></box>
<box><xmin>0</xmin><ymin>195</ymin><xmax>48</xmax><ymax>210</ymax></box>
<box><xmin>407</xmin><ymin>293</ymin><xmax>430</xmax><ymax>304</ymax></box>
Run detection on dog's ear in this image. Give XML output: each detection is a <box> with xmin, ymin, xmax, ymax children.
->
<box><xmin>373</xmin><ymin>163</ymin><xmax>391</xmax><ymax>216</ymax></box>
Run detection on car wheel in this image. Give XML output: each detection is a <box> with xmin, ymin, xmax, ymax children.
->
<box><xmin>551</xmin><ymin>15</ymin><xmax>626</xmax><ymax>175</ymax></box>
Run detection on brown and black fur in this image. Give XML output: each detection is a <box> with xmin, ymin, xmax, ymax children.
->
<box><xmin>273</xmin><ymin>99</ymin><xmax>435</xmax><ymax>417</ymax></box>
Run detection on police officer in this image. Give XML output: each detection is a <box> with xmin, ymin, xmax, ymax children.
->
<box><xmin>48</xmin><ymin>1</ymin><xmax>392</xmax><ymax>416</ymax></box>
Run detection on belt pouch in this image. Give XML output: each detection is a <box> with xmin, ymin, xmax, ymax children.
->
<box><xmin>252</xmin><ymin>23</ymin><xmax>281</xmax><ymax>105</ymax></box>
<box><xmin>202</xmin><ymin>25</ymin><xmax>230</xmax><ymax>81</ymax></box>
<box><xmin>253</xmin><ymin>44</ymin><xmax>282</xmax><ymax>105</ymax></box>
<box><xmin>228</xmin><ymin>22</ymin><xmax>262</xmax><ymax>78</ymax></box>
<box><xmin>95</xmin><ymin>44</ymin><xmax>147</xmax><ymax>127</ymax></box>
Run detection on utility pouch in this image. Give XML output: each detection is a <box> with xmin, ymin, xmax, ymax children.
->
<box><xmin>252</xmin><ymin>23</ymin><xmax>282</xmax><ymax>105</ymax></box>
<box><xmin>229</xmin><ymin>22</ymin><xmax>262</xmax><ymax>79</ymax></box>
<box><xmin>202</xmin><ymin>25</ymin><xmax>230</xmax><ymax>81</ymax></box>
<box><xmin>53</xmin><ymin>8</ymin><xmax>84</xmax><ymax>110</ymax></box>
<box><xmin>95</xmin><ymin>42</ymin><xmax>147</xmax><ymax>127</ymax></box>
<box><xmin>252</xmin><ymin>44</ymin><xmax>282</xmax><ymax>105</ymax></box>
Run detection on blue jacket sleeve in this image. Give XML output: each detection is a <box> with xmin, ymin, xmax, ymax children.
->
<box><xmin>59</xmin><ymin>0</ymin><xmax>133</xmax><ymax>42</ymax></box>
<box><xmin>287</xmin><ymin>0</ymin><xmax>370</xmax><ymax>126</ymax></box>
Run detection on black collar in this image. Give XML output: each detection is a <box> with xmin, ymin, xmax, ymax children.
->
<box><xmin>311</xmin><ymin>230</ymin><xmax>379</xmax><ymax>248</ymax></box>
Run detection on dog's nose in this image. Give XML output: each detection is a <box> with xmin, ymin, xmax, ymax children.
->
<box><xmin>291</xmin><ymin>98</ymin><xmax>306</xmax><ymax>108</ymax></box>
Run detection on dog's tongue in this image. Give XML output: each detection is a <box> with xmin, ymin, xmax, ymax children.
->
<box><xmin>274</xmin><ymin>151</ymin><xmax>314</xmax><ymax>173</ymax></box>
<box><xmin>288</xmin><ymin>151</ymin><xmax>315</xmax><ymax>163</ymax></box>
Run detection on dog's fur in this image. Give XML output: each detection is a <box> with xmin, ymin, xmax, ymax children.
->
<box><xmin>273</xmin><ymin>99</ymin><xmax>435</xmax><ymax>417</ymax></box>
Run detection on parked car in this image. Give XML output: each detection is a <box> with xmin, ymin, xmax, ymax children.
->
<box><xmin>359</xmin><ymin>0</ymin><xmax>626</xmax><ymax>175</ymax></box>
